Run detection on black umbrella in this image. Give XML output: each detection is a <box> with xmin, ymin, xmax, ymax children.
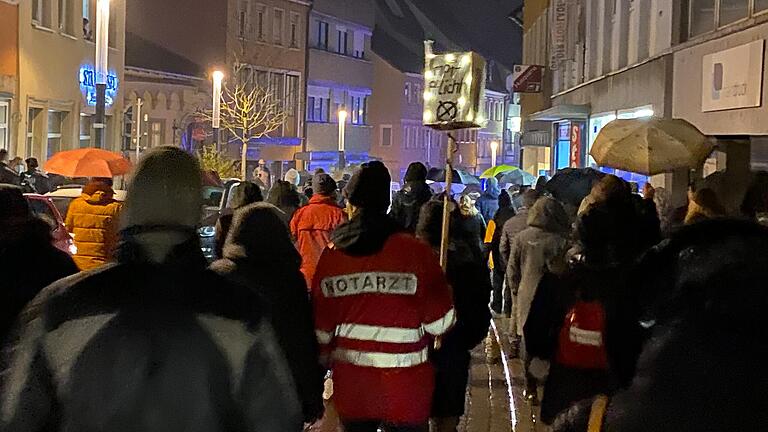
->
<box><xmin>427</xmin><ymin>167</ymin><xmax>480</xmax><ymax>185</ymax></box>
<box><xmin>544</xmin><ymin>167</ymin><xmax>606</xmax><ymax>207</ymax></box>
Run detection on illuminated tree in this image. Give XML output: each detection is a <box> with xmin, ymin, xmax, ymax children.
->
<box><xmin>197</xmin><ymin>144</ymin><xmax>238</xmax><ymax>179</ymax></box>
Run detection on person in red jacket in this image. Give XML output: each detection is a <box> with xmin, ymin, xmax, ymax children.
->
<box><xmin>290</xmin><ymin>173</ymin><xmax>347</xmax><ymax>288</ymax></box>
<box><xmin>312</xmin><ymin>161</ymin><xmax>455</xmax><ymax>432</ymax></box>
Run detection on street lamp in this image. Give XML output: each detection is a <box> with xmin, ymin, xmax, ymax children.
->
<box><xmin>490</xmin><ymin>140</ymin><xmax>499</xmax><ymax>167</ymax></box>
<box><xmin>94</xmin><ymin>0</ymin><xmax>109</xmax><ymax>149</ymax></box>
<box><xmin>211</xmin><ymin>70</ymin><xmax>224</xmax><ymax>150</ymax></box>
<box><xmin>338</xmin><ymin>108</ymin><xmax>348</xmax><ymax>170</ymax></box>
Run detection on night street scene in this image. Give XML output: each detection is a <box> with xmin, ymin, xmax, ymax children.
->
<box><xmin>2</xmin><ymin>0</ymin><xmax>768</xmax><ymax>431</ymax></box>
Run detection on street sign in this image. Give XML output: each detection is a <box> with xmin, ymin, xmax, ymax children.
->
<box><xmin>511</xmin><ymin>65</ymin><xmax>544</xmax><ymax>93</ymax></box>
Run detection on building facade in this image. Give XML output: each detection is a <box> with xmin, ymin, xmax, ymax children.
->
<box><xmin>300</xmin><ymin>0</ymin><xmax>374</xmax><ymax>171</ymax></box>
<box><xmin>0</xmin><ymin>0</ymin><xmax>126</xmax><ymax>161</ymax></box>
<box><xmin>127</xmin><ymin>0</ymin><xmax>310</xmax><ymax>176</ymax></box>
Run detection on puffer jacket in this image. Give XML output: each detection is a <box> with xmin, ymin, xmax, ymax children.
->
<box><xmin>290</xmin><ymin>194</ymin><xmax>346</xmax><ymax>288</ymax></box>
<box><xmin>65</xmin><ymin>185</ymin><xmax>122</xmax><ymax>270</ymax></box>
<box><xmin>506</xmin><ymin>197</ymin><xmax>570</xmax><ymax>338</ymax></box>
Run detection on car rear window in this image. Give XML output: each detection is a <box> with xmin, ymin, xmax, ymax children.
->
<box><xmin>27</xmin><ymin>199</ymin><xmax>58</xmax><ymax>229</ymax></box>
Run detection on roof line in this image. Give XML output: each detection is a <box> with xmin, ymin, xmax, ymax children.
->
<box><xmin>125</xmin><ymin>66</ymin><xmax>206</xmax><ymax>82</ymax></box>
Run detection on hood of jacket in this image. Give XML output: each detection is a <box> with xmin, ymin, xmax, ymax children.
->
<box><xmin>330</xmin><ymin>210</ymin><xmax>402</xmax><ymax>256</ymax></box>
<box><xmin>399</xmin><ymin>181</ymin><xmax>432</xmax><ymax>203</ymax></box>
<box><xmin>224</xmin><ymin>202</ymin><xmax>302</xmax><ymax>269</ymax></box>
<box><xmin>484</xmin><ymin>177</ymin><xmax>501</xmax><ymax>199</ymax></box>
<box><xmin>527</xmin><ymin>196</ymin><xmax>569</xmax><ymax>233</ymax></box>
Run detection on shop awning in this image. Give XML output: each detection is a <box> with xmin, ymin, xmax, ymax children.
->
<box><xmin>528</xmin><ymin>104</ymin><xmax>590</xmax><ymax>122</ymax></box>
<box><xmin>520</xmin><ymin>130</ymin><xmax>551</xmax><ymax>147</ymax></box>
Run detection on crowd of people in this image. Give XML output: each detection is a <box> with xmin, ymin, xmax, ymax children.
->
<box><xmin>1</xmin><ymin>145</ymin><xmax>768</xmax><ymax>432</ymax></box>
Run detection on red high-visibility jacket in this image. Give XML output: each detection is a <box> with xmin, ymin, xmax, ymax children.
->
<box><xmin>312</xmin><ymin>233</ymin><xmax>455</xmax><ymax>425</ymax></box>
<box><xmin>290</xmin><ymin>194</ymin><xmax>347</xmax><ymax>289</ymax></box>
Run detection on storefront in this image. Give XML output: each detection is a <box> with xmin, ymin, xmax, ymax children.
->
<box><xmin>524</xmin><ymin>104</ymin><xmax>589</xmax><ymax>176</ymax></box>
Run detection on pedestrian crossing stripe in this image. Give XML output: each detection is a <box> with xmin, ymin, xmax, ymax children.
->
<box><xmin>321</xmin><ymin>272</ymin><xmax>418</xmax><ymax>297</ymax></box>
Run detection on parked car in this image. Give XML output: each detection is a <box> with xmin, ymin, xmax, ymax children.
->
<box><xmin>24</xmin><ymin>194</ymin><xmax>76</xmax><ymax>255</ymax></box>
<box><xmin>45</xmin><ymin>185</ymin><xmax>127</xmax><ymax>218</ymax></box>
<box><xmin>199</xmin><ymin>180</ymin><xmax>248</xmax><ymax>261</ymax></box>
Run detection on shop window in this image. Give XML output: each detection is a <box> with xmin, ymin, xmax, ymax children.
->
<box><xmin>290</xmin><ymin>13</ymin><xmax>300</xmax><ymax>48</ymax></box>
<box><xmin>380</xmin><ymin>126</ymin><xmax>392</xmax><ymax>147</ymax></box>
<box><xmin>33</xmin><ymin>0</ymin><xmax>52</xmax><ymax>28</ymax></box>
<box><xmin>47</xmin><ymin>111</ymin><xmax>64</xmax><ymax>159</ymax></box>
<box><xmin>317</xmin><ymin>21</ymin><xmax>329</xmax><ymax>49</ymax></box>
<box><xmin>719</xmin><ymin>0</ymin><xmax>749</xmax><ymax>25</ymax></box>
<box><xmin>0</xmin><ymin>101</ymin><xmax>8</xmax><ymax>151</ymax></box>
<box><xmin>79</xmin><ymin>114</ymin><xmax>92</xmax><ymax>148</ymax></box>
<box><xmin>273</xmin><ymin>8</ymin><xmax>283</xmax><ymax>45</ymax></box>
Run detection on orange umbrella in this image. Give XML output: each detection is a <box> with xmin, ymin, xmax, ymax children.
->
<box><xmin>44</xmin><ymin>148</ymin><xmax>133</xmax><ymax>178</ymax></box>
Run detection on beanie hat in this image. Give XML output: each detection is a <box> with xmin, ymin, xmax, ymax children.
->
<box><xmin>284</xmin><ymin>168</ymin><xmax>300</xmax><ymax>187</ymax></box>
<box><xmin>123</xmin><ymin>146</ymin><xmax>202</xmax><ymax>228</ymax></box>
<box><xmin>313</xmin><ymin>173</ymin><xmax>337</xmax><ymax>196</ymax></box>
<box><xmin>404</xmin><ymin>162</ymin><xmax>428</xmax><ymax>183</ymax></box>
<box><xmin>344</xmin><ymin>161</ymin><xmax>391</xmax><ymax>212</ymax></box>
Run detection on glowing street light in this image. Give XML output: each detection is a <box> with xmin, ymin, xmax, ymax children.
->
<box><xmin>338</xmin><ymin>108</ymin><xmax>348</xmax><ymax>169</ymax></box>
<box><xmin>94</xmin><ymin>0</ymin><xmax>109</xmax><ymax>149</ymax></box>
<box><xmin>211</xmin><ymin>70</ymin><xmax>224</xmax><ymax>149</ymax></box>
<box><xmin>490</xmin><ymin>140</ymin><xmax>499</xmax><ymax>167</ymax></box>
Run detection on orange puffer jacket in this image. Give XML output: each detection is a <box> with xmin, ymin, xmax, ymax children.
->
<box><xmin>65</xmin><ymin>189</ymin><xmax>122</xmax><ymax>270</ymax></box>
<box><xmin>290</xmin><ymin>194</ymin><xmax>347</xmax><ymax>289</ymax></box>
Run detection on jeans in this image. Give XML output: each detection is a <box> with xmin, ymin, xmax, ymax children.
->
<box><xmin>342</xmin><ymin>421</ymin><xmax>428</xmax><ymax>432</ymax></box>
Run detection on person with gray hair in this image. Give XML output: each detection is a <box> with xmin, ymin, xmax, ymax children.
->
<box><xmin>0</xmin><ymin>146</ymin><xmax>302</xmax><ymax>432</ymax></box>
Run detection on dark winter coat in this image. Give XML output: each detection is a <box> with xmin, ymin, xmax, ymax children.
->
<box><xmin>490</xmin><ymin>206</ymin><xmax>516</xmax><ymax>271</ymax></box>
<box><xmin>0</xmin><ymin>231</ymin><xmax>302</xmax><ymax>432</ymax></box>
<box><xmin>459</xmin><ymin>212</ymin><xmax>487</xmax><ymax>261</ymax></box>
<box><xmin>0</xmin><ymin>163</ymin><xmax>19</xmax><ymax>185</ymax></box>
<box><xmin>390</xmin><ymin>181</ymin><xmax>433</xmax><ymax>232</ymax></box>
<box><xmin>0</xmin><ymin>186</ymin><xmax>78</xmax><ymax>342</ymax></box>
<box><xmin>553</xmin><ymin>220</ymin><xmax>768</xmax><ymax>432</ymax></box>
<box><xmin>210</xmin><ymin>203</ymin><xmax>324</xmax><ymax>423</ymax></box>
<box><xmin>498</xmin><ymin>207</ymin><xmax>529</xmax><ymax>268</ymax></box>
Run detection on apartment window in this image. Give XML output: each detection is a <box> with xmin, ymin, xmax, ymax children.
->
<box><xmin>353</xmin><ymin>31</ymin><xmax>365</xmax><ymax>58</ymax></box>
<box><xmin>721</xmin><ymin>0</ymin><xmax>749</xmax><ymax>25</ymax></box>
<box><xmin>149</xmin><ymin>120</ymin><xmax>164</xmax><ymax>148</ymax></box>
<box><xmin>414</xmin><ymin>84</ymin><xmax>422</xmax><ymax>103</ymax></box>
<box><xmin>381</xmin><ymin>125</ymin><xmax>392</xmax><ymax>147</ymax></box>
<box><xmin>404</xmin><ymin>126</ymin><xmax>411</xmax><ymax>149</ymax></box>
<box><xmin>33</xmin><ymin>0</ymin><xmax>52</xmax><ymax>27</ymax></box>
<box><xmin>273</xmin><ymin>8</ymin><xmax>284</xmax><ymax>45</ymax></box>
<box><xmin>307</xmin><ymin>96</ymin><xmax>330</xmax><ymax>122</ymax></box>
<box><xmin>317</xmin><ymin>21</ymin><xmax>329</xmax><ymax>49</ymax></box>
<box><xmin>27</xmin><ymin>108</ymin><xmax>41</xmax><ymax>156</ymax></box>
<box><xmin>238</xmin><ymin>1</ymin><xmax>250</xmax><ymax>39</ymax></box>
<box><xmin>404</xmin><ymin>83</ymin><xmax>412</xmax><ymax>104</ymax></box>
<box><xmin>688</xmin><ymin>0</ymin><xmax>763</xmax><ymax>37</ymax></box>
<box><xmin>79</xmin><ymin>114</ymin><xmax>92</xmax><ymax>148</ymax></box>
<box><xmin>58</xmin><ymin>0</ymin><xmax>74</xmax><ymax>34</ymax></box>
<box><xmin>47</xmin><ymin>111</ymin><xmax>64</xmax><ymax>159</ymax></box>
<box><xmin>290</xmin><ymin>13</ymin><xmax>300</xmax><ymax>48</ymax></box>
<box><xmin>757</xmin><ymin>0</ymin><xmax>768</xmax><ymax>11</ymax></box>
<box><xmin>337</xmin><ymin>29</ymin><xmax>348</xmax><ymax>55</ymax></box>
<box><xmin>255</xmin><ymin>5</ymin><xmax>266</xmax><ymax>40</ymax></box>
<box><xmin>421</xmin><ymin>129</ymin><xmax>428</xmax><ymax>149</ymax></box>
<box><xmin>82</xmin><ymin>0</ymin><xmax>93</xmax><ymax>40</ymax></box>
<box><xmin>351</xmin><ymin>95</ymin><xmax>367</xmax><ymax>125</ymax></box>
<box><xmin>0</xmin><ymin>101</ymin><xmax>8</xmax><ymax>151</ymax></box>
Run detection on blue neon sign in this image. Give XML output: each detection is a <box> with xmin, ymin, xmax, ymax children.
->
<box><xmin>79</xmin><ymin>66</ymin><xmax>119</xmax><ymax>107</ymax></box>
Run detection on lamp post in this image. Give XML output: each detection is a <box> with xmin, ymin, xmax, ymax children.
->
<box><xmin>94</xmin><ymin>0</ymin><xmax>109</xmax><ymax>149</ymax></box>
<box><xmin>338</xmin><ymin>108</ymin><xmax>348</xmax><ymax>170</ymax></box>
<box><xmin>211</xmin><ymin>70</ymin><xmax>224</xmax><ymax>151</ymax></box>
<box><xmin>490</xmin><ymin>139</ymin><xmax>499</xmax><ymax>167</ymax></box>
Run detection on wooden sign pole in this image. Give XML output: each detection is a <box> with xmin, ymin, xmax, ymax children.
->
<box><xmin>440</xmin><ymin>133</ymin><xmax>458</xmax><ymax>271</ymax></box>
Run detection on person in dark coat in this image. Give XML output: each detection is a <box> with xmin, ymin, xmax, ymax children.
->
<box><xmin>214</xmin><ymin>181</ymin><xmax>263</xmax><ymax>258</ymax></box>
<box><xmin>524</xmin><ymin>195</ymin><xmax>648</xmax><ymax>425</ymax></box>
<box><xmin>416</xmin><ymin>200</ymin><xmax>491</xmax><ymax>432</ymax></box>
<box><xmin>0</xmin><ymin>185</ymin><xmax>78</xmax><ymax>342</ymax></box>
<box><xmin>390</xmin><ymin>162</ymin><xmax>433</xmax><ymax>232</ymax></box>
<box><xmin>0</xmin><ymin>149</ymin><xmax>20</xmax><ymax>185</ymax></box>
<box><xmin>458</xmin><ymin>193</ymin><xmax>487</xmax><ymax>260</ymax></box>
<box><xmin>268</xmin><ymin>179</ymin><xmax>302</xmax><ymax>225</ymax></box>
<box><xmin>553</xmin><ymin>220</ymin><xmax>768</xmax><ymax>432</ymax></box>
<box><xmin>0</xmin><ymin>147</ymin><xmax>302</xmax><ymax>432</ymax></box>
<box><xmin>19</xmin><ymin>157</ymin><xmax>51</xmax><ymax>194</ymax></box>
<box><xmin>210</xmin><ymin>202</ymin><xmax>324</xmax><ymax>425</ymax></box>
<box><xmin>476</xmin><ymin>177</ymin><xmax>501</xmax><ymax>224</ymax></box>
<box><xmin>488</xmin><ymin>191</ymin><xmax>516</xmax><ymax>314</ymax></box>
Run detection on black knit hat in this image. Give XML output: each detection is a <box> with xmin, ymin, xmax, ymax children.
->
<box><xmin>313</xmin><ymin>173</ymin><xmax>337</xmax><ymax>196</ymax></box>
<box><xmin>404</xmin><ymin>162</ymin><xmax>428</xmax><ymax>183</ymax></box>
<box><xmin>344</xmin><ymin>161</ymin><xmax>391</xmax><ymax>212</ymax></box>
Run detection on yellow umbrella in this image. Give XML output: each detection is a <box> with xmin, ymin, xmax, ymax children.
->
<box><xmin>480</xmin><ymin>164</ymin><xmax>518</xmax><ymax>179</ymax></box>
<box><xmin>590</xmin><ymin>118</ymin><xmax>714</xmax><ymax>176</ymax></box>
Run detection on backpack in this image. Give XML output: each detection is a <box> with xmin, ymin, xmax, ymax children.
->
<box><xmin>555</xmin><ymin>300</ymin><xmax>609</xmax><ymax>370</ymax></box>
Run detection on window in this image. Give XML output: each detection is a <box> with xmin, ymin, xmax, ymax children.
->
<box><xmin>317</xmin><ymin>21</ymin><xmax>329</xmax><ymax>49</ymax></box>
<box><xmin>719</xmin><ymin>0</ymin><xmax>749</xmax><ymax>25</ymax></box>
<box><xmin>290</xmin><ymin>13</ymin><xmax>299</xmax><ymax>48</ymax></box>
<box><xmin>149</xmin><ymin>120</ymin><xmax>164</xmax><ymax>148</ymax></box>
<box><xmin>381</xmin><ymin>125</ymin><xmax>392</xmax><ymax>147</ymax></box>
<box><xmin>255</xmin><ymin>5</ymin><xmax>266</xmax><ymax>40</ymax></box>
<box><xmin>351</xmin><ymin>95</ymin><xmax>367</xmax><ymax>125</ymax></box>
<box><xmin>27</xmin><ymin>108</ymin><xmax>42</xmax><ymax>156</ymax></box>
<box><xmin>414</xmin><ymin>84</ymin><xmax>422</xmax><ymax>103</ymax></box>
<box><xmin>238</xmin><ymin>0</ymin><xmax>250</xmax><ymax>39</ymax></box>
<box><xmin>404</xmin><ymin>82</ymin><xmax>412</xmax><ymax>104</ymax></box>
<box><xmin>0</xmin><ymin>101</ymin><xmax>8</xmax><ymax>151</ymax></box>
<box><xmin>79</xmin><ymin>114</ymin><xmax>92</xmax><ymax>148</ymax></box>
<box><xmin>353</xmin><ymin>31</ymin><xmax>365</xmax><ymax>58</ymax></box>
<box><xmin>307</xmin><ymin>96</ymin><xmax>330</xmax><ymax>122</ymax></box>
<box><xmin>47</xmin><ymin>111</ymin><xmax>64</xmax><ymax>159</ymax></box>
<box><xmin>757</xmin><ymin>0</ymin><xmax>768</xmax><ymax>12</ymax></box>
<box><xmin>32</xmin><ymin>0</ymin><xmax>51</xmax><ymax>27</ymax></box>
<box><xmin>82</xmin><ymin>0</ymin><xmax>93</xmax><ymax>40</ymax></box>
<box><xmin>285</xmin><ymin>75</ymin><xmax>298</xmax><ymax>117</ymax></box>
<box><xmin>58</xmin><ymin>0</ymin><xmax>74</xmax><ymax>34</ymax></box>
<box><xmin>273</xmin><ymin>8</ymin><xmax>283</xmax><ymax>45</ymax></box>
<box><xmin>404</xmin><ymin>126</ymin><xmax>411</xmax><ymax>149</ymax></box>
<box><xmin>337</xmin><ymin>29</ymin><xmax>348</xmax><ymax>55</ymax></box>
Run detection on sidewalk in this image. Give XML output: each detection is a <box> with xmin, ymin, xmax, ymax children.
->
<box><xmin>461</xmin><ymin>317</ymin><xmax>540</xmax><ymax>432</ymax></box>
